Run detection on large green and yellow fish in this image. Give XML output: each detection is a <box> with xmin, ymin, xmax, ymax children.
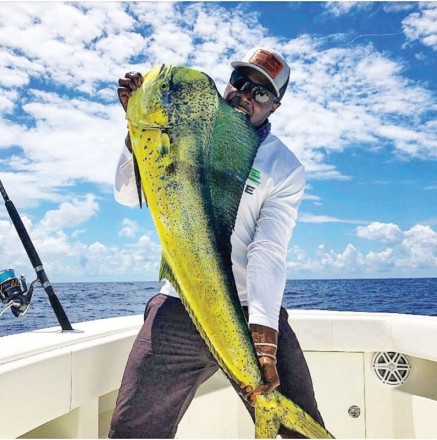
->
<box><xmin>126</xmin><ymin>64</ymin><xmax>332</xmax><ymax>439</ymax></box>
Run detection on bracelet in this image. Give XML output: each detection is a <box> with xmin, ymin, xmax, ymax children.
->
<box><xmin>256</xmin><ymin>352</ymin><xmax>277</xmax><ymax>364</ymax></box>
<box><xmin>254</xmin><ymin>342</ymin><xmax>277</xmax><ymax>349</ymax></box>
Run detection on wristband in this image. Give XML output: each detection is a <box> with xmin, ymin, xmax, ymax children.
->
<box><xmin>256</xmin><ymin>352</ymin><xmax>277</xmax><ymax>364</ymax></box>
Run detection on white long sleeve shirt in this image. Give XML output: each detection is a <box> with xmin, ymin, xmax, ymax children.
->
<box><xmin>114</xmin><ymin>132</ymin><xmax>305</xmax><ymax>330</ymax></box>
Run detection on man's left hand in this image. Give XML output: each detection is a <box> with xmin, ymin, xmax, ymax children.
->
<box><xmin>117</xmin><ymin>71</ymin><xmax>143</xmax><ymax>112</ymax></box>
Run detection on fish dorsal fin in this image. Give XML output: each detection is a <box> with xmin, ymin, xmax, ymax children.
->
<box><xmin>206</xmin><ymin>99</ymin><xmax>260</xmax><ymax>257</ymax></box>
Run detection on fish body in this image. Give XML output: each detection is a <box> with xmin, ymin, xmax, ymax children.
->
<box><xmin>126</xmin><ymin>64</ymin><xmax>332</xmax><ymax>439</ymax></box>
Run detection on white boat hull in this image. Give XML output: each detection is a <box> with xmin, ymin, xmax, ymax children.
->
<box><xmin>1</xmin><ymin>310</ymin><xmax>436</xmax><ymax>438</ymax></box>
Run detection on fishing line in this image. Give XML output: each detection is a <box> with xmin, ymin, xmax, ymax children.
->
<box><xmin>347</xmin><ymin>31</ymin><xmax>406</xmax><ymax>45</ymax></box>
<box><xmin>346</xmin><ymin>16</ymin><xmax>420</xmax><ymax>45</ymax></box>
<box><xmin>305</xmin><ymin>15</ymin><xmax>420</xmax><ymax>48</ymax></box>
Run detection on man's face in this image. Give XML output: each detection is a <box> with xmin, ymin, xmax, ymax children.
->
<box><xmin>223</xmin><ymin>68</ymin><xmax>281</xmax><ymax>128</ymax></box>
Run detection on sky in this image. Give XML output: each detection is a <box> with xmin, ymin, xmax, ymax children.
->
<box><xmin>0</xmin><ymin>1</ymin><xmax>436</xmax><ymax>283</ymax></box>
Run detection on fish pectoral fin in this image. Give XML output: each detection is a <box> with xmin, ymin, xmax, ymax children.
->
<box><xmin>133</xmin><ymin>152</ymin><xmax>147</xmax><ymax>208</ymax></box>
<box><xmin>254</xmin><ymin>392</ymin><xmax>334</xmax><ymax>439</ymax></box>
<box><xmin>159</xmin><ymin>256</ymin><xmax>181</xmax><ymax>292</ymax></box>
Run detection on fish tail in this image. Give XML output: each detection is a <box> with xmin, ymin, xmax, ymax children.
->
<box><xmin>254</xmin><ymin>392</ymin><xmax>334</xmax><ymax>439</ymax></box>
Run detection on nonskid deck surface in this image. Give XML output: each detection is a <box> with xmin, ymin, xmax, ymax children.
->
<box><xmin>1</xmin><ymin>311</ymin><xmax>437</xmax><ymax>438</ymax></box>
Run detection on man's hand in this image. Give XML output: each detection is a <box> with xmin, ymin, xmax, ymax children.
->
<box><xmin>240</xmin><ymin>323</ymin><xmax>280</xmax><ymax>406</ymax></box>
<box><xmin>117</xmin><ymin>71</ymin><xmax>143</xmax><ymax>112</ymax></box>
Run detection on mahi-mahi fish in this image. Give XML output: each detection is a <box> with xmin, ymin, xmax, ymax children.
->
<box><xmin>126</xmin><ymin>64</ymin><xmax>333</xmax><ymax>439</ymax></box>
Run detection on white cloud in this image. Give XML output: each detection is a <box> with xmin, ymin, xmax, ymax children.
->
<box><xmin>377</xmin><ymin>120</ymin><xmax>437</xmax><ymax>159</ymax></box>
<box><xmin>398</xmin><ymin>224</ymin><xmax>437</xmax><ymax>268</ymax></box>
<box><xmin>37</xmin><ymin>194</ymin><xmax>99</xmax><ymax>233</ymax></box>
<box><xmin>0</xmin><ymin>92</ymin><xmax>125</xmax><ymax>207</ymax></box>
<box><xmin>324</xmin><ymin>2</ymin><xmax>372</xmax><ymax>17</ymax></box>
<box><xmin>288</xmin><ymin>243</ymin><xmax>365</xmax><ymax>274</ymax></box>
<box><xmin>76</xmin><ymin>234</ymin><xmax>162</xmax><ymax>280</ymax></box>
<box><xmin>357</xmin><ymin>222</ymin><xmax>403</xmax><ymax>243</ymax></box>
<box><xmin>0</xmin><ymin>63</ymin><xmax>30</xmax><ymax>89</ymax></box>
<box><xmin>288</xmin><ymin>245</ymin><xmax>307</xmax><ymax>263</ymax></box>
<box><xmin>71</xmin><ymin>229</ymin><xmax>86</xmax><ymax>239</ymax></box>
<box><xmin>287</xmin><ymin>222</ymin><xmax>437</xmax><ymax>277</ymax></box>
<box><xmin>302</xmin><ymin>193</ymin><xmax>322</xmax><ymax>204</ymax></box>
<box><xmin>0</xmin><ymin>2</ymin><xmax>138</xmax><ymax>91</ymax></box>
<box><xmin>0</xmin><ymin>217</ymin><xmax>34</xmax><ymax>271</ymax></box>
<box><xmin>365</xmin><ymin>248</ymin><xmax>395</xmax><ymax>268</ymax></box>
<box><xmin>383</xmin><ymin>3</ymin><xmax>417</xmax><ymax>14</ymax></box>
<box><xmin>0</xmin><ymin>90</ymin><xmax>16</xmax><ymax>114</ymax></box>
<box><xmin>275</xmin><ymin>40</ymin><xmax>436</xmax><ymax>167</ymax></box>
<box><xmin>321</xmin><ymin>244</ymin><xmax>364</xmax><ymax>270</ymax></box>
<box><xmin>119</xmin><ymin>218</ymin><xmax>139</xmax><ymax>237</ymax></box>
<box><xmin>402</xmin><ymin>3</ymin><xmax>437</xmax><ymax>50</ymax></box>
<box><xmin>357</xmin><ymin>222</ymin><xmax>437</xmax><ymax>269</ymax></box>
<box><xmin>356</xmin><ymin>222</ymin><xmax>437</xmax><ymax>269</ymax></box>
<box><xmin>300</xmin><ymin>213</ymin><xmax>365</xmax><ymax>224</ymax></box>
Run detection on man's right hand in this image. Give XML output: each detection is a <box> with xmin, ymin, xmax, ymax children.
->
<box><xmin>118</xmin><ymin>71</ymin><xmax>144</xmax><ymax>112</ymax></box>
<box><xmin>239</xmin><ymin>324</ymin><xmax>280</xmax><ymax>406</ymax></box>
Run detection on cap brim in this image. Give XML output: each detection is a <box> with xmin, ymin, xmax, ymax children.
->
<box><xmin>231</xmin><ymin>61</ymin><xmax>280</xmax><ymax>97</ymax></box>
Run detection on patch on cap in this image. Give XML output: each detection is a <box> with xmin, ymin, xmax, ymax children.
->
<box><xmin>249</xmin><ymin>49</ymin><xmax>284</xmax><ymax>79</ymax></box>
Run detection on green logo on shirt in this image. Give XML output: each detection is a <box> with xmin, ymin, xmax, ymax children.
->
<box><xmin>248</xmin><ymin>167</ymin><xmax>261</xmax><ymax>186</ymax></box>
<box><xmin>245</xmin><ymin>167</ymin><xmax>261</xmax><ymax>195</ymax></box>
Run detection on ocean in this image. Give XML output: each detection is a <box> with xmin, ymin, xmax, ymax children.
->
<box><xmin>1</xmin><ymin>278</ymin><xmax>436</xmax><ymax>337</ymax></box>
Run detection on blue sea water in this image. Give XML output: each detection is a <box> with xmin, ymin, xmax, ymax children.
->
<box><xmin>1</xmin><ymin>278</ymin><xmax>436</xmax><ymax>337</ymax></box>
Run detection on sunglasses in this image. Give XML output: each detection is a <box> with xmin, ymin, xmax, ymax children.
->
<box><xmin>230</xmin><ymin>70</ymin><xmax>279</xmax><ymax>104</ymax></box>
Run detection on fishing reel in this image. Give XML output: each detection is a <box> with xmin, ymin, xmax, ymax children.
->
<box><xmin>0</xmin><ymin>268</ymin><xmax>35</xmax><ymax>318</ymax></box>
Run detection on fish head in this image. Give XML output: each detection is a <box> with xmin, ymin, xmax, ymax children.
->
<box><xmin>126</xmin><ymin>64</ymin><xmax>219</xmax><ymax>130</ymax></box>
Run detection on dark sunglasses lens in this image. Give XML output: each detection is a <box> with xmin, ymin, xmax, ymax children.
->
<box><xmin>230</xmin><ymin>70</ymin><xmax>247</xmax><ymax>89</ymax></box>
<box><xmin>252</xmin><ymin>86</ymin><xmax>271</xmax><ymax>103</ymax></box>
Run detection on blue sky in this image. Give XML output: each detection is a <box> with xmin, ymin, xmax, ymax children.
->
<box><xmin>0</xmin><ymin>1</ymin><xmax>436</xmax><ymax>282</ymax></box>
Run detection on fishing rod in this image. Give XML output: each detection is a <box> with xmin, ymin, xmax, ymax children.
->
<box><xmin>0</xmin><ymin>180</ymin><xmax>73</xmax><ymax>331</ymax></box>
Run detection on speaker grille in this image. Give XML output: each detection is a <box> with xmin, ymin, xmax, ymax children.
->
<box><xmin>372</xmin><ymin>352</ymin><xmax>411</xmax><ymax>385</ymax></box>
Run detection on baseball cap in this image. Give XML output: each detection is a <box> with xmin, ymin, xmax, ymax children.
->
<box><xmin>231</xmin><ymin>47</ymin><xmax>290</xmax><ymax>98</ymax></box>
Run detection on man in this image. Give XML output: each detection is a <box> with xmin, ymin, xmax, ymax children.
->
<box><xmin>110</xmin><ymin>47</ymin><xmax>324</xmax><ymax>438</ymax></box>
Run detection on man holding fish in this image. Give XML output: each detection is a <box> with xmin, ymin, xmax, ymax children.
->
<box><xmin>110</xmin><ymin>48</ymin><xmax>326</xmax><ymax>438</ymax></box>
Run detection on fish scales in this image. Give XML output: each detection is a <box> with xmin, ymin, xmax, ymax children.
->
<box><xmin>126</xmin><ymin>64</ymin><xmax>333</xmax><ymax>439</ymax></box>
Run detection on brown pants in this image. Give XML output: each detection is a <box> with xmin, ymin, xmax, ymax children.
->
<box><xmin>109</xmin><ymin>294</ymin><xmax>324</xmax><ymax>438</ymax></box>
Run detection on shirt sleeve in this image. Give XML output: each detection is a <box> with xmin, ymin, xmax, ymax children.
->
<box><xmin>246</xmin><ymin>164</ymin><xmax>305</xmax><ymax>331</ymax></box>
<box><xmin>114</xmin><ymin>143</ymin><xmax>140</xmax><ymax>207</ymax></box>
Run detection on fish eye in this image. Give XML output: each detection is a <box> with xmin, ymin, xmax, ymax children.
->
<box><xmin>160</xmin><ymin>82</ymin><xmax>169</xmax><ymax>91</ymax></box>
